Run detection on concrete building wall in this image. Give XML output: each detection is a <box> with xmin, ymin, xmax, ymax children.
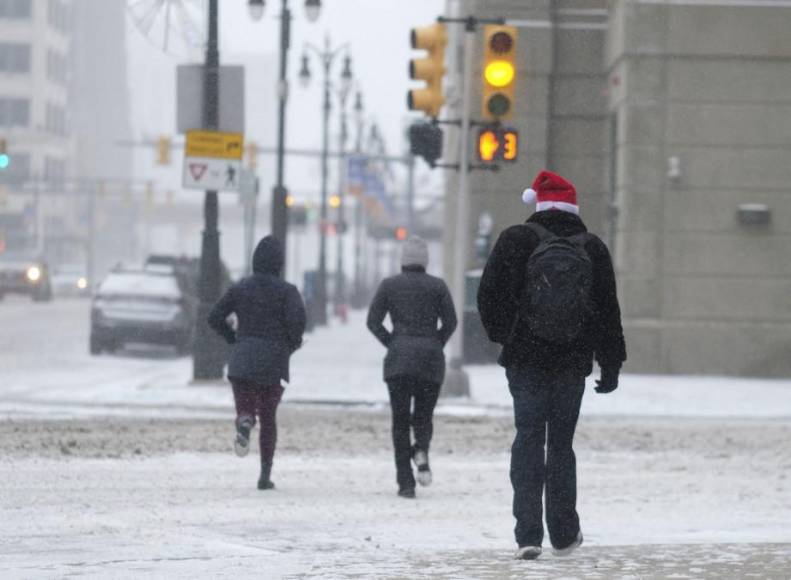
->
<box><xmin>443</xmin><ymin>0</ymin><xmax>609</xmax><ymax>286</ymax></box>
<box><xmin>608</xmin><ymin>0</ymin><xmax>791</xmax><ymax>376</ymax></box>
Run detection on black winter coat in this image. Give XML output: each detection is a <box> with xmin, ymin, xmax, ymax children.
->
<box><xmin>367</xmin><ymin>266</ymin><xmax>458</xmax><ymax>385</ymax></box>
<box><xmin>208</xmin><ymin>237</ymin><xmax>306</xmax><ymax>385</ymax></box>
<box><xmin>477</xmin><ymin>210</ymin><xmax>626</xmax><ymax>376</ymax></box>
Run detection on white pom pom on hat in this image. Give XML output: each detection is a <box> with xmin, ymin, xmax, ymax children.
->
<box><xmin>522</xmin><ymin>188</ymin><xmax>537</xmax><ymax>204</ymax></box>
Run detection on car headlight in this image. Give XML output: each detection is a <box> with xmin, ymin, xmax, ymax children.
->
<box><xmin>77</xmin><ymin>277</ymin><xmax>88</xmax><ymax>290</ymax></box>
<box><xmin>26</xmin><ymin>266</ymin><xmax>42</xmax><ymax>282</ymax></box>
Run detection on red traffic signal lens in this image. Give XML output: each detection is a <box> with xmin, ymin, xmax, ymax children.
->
<box><xmin>489</xmin><ymin>31</ymin><xmax>514</xmax><ymax>54</ymax></box>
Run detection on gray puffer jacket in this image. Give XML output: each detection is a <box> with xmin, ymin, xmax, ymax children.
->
<box><xmin>367</xmin><ymin>266</ymin><xmax>457</xmax><ymax>385</ymax></box>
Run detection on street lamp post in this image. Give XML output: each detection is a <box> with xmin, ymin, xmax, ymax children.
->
<box><xmin>333</xmin><ymin>56</ymin><xmax>352</xmax><ymax>315</ymax></box>
<box><xmin>248</xmin><ymin>0</ymin><xmax>322</xmax><ymax>267</ymax></box>
<box><xmin>351</xmin><ymin>90</ymin><xmax>365</xmax><ymax>308</ymax></box>
<box><xmin>299</xmin><ymin>37</ymin><xmax>352</xmax><ymax>326</ymax></box>
<box><xmin>193</xmin><ymin>0</ymin><xmax>224</xmax><ymax>381</ymax></box>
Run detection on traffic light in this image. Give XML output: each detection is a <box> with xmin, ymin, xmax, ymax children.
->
<box><xmin>246</xmin><ymin>141</ymin><xmax>258</xmax><ymax>170</ymax></box>
<box><xmin>156</xmin><ymin>135</ymin><xmax>171</xmax><ymax>165</ymax></box>
<box><xmin>0</xmin><ymin>138</ymin><xmax>9</xmax><ymax>170</ymax></box>
<box><xmin>329</xmin><ymin>195</ymin><xmax>341</xmax><ymax>209</ymax></box>
<box><xmin>395</xmin><ymin>226</ymin><xmax>408</xmax><ymax>241</ymax></box>
<box><xmin>477</xmin><ymin>127</ymin><xmax>519</xmax><ymax>163</ymax></box>
<box><xmin>409</xmin><ymin>122</ymin><xmax>443</xmax><ymax>166</ymax></box>
<box><xmin>481</xmin><ymin>25</ymin><xmax>518</xmax><ymax>121</ymax></box>
<box><xmin>407</xmin><ymin>23</ymin><xmax>447</xmax><ymax>119</ymax></box>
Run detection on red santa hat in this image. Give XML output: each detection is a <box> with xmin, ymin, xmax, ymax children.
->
<box><xmin>521</xmin><ymin>170</ymin><xmax>578</xmax><ymax>215</ymax></box>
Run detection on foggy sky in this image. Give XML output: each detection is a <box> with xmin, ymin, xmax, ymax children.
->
<box><xmin>127</xmin><ymin>0</ymin><xmax>445</xmax><ymax>200</ymax></box>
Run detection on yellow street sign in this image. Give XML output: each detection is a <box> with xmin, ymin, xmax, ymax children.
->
<box><xmin>185</xmin><ymin>130</ymin><xmax>244</xmax><ymax>160</ymax></box>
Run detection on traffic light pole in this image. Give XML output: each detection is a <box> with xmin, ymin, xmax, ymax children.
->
<box><xmin>193</xmin><ymin>0</ymin><xmax>225</xmax><ymax>381</ymax></box>
<box><xmin>446</xmin><ymin>18</ymin><xmax>476</xmax><ymax>395</ymax></box>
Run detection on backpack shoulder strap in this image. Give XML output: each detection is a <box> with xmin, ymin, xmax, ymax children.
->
<box><xmin>523</xmin><ymin>222</ymin><xmax>555</xmax><ymax>243</ymax></box>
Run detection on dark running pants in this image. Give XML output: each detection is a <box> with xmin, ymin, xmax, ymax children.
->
<box><xmin>386</xmin><ymin>376</ymin><xmax>442</xmax><ymax>491</ymax></box>
<box><xmin>507</xmin><ymin>366</ymin><xmax>585</xmax><ymax>549</ymax></box>
<box><xmin>230</xmin><ymin>378</ymin><xmax>285</xmax><ymax>465</ymax></box>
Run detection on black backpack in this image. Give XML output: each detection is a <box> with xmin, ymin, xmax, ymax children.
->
<box><xmin>519</xmin><ymin>223</ymin><xmax>594</xmax><ymax>344</ymax></box>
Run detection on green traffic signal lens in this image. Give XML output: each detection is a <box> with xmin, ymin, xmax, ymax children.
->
<box><xmin>487</xmin><ymin>94</ymin><xmax>511</xmax><ymax>117</ymax></box>
<box><xmin>0</xmin><ymin>154</ymin><xmax>9</xmax><ymax>170</ymax></box>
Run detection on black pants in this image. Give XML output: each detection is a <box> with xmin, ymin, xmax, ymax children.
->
<box><xmin>507</xmin><ymin>365</ymin><xmax>585</xmax><ymax>549</ymax></box>
<box><xmin>386</xmin><ymin>376</ymin><xmax>441</xmax><ymax>491</ymax></box>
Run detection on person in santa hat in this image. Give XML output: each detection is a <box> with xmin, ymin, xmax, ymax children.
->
<box><xmin>477</xmin><ymin>170</ymin><xmax>626</xmax><ymax>560</ymax></box>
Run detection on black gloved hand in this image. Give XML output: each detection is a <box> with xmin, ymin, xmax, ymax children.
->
<box><xmin>595</xmin><ymin>367</ymin><xmax>619</xmax><ymax>394</ymax></box>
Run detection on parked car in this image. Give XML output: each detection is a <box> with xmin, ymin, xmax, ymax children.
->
<box><xmin>90</xmin><ymin>266</ymin><xmax>195</xmax><ymax>355</ymax></box>
<box><xmin>51</xmin><ymin>264</ymin><xmax>90</xmax><ymax>297</ymax></box>
<box><xmin>0</xmin><ymin>251</ymin><xmax>53</xmax><ymax>302</ymax></box>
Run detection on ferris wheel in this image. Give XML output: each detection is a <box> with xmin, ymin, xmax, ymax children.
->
<box><xmin>127</xmin><ymin>0</ymin><xmax>206</xmax><ymax>57</ymax></box>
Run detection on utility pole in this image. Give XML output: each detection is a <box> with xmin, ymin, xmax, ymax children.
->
<box><xmin>193</xmin><ymin>0</ymin><xmax>224</xmax><ymax>381</ymax></box>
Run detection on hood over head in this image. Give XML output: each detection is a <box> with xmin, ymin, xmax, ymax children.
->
<box><xmin>252</xmin><ymin>236</ymin><xmax>284</xmax><ymax>275</ymax></box>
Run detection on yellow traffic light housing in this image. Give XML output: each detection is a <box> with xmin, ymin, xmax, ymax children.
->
<box><xmin>407</xmin><ymin>23</ymin><xmax>447</xmax><ymax>119</ymax></box>
<box><xmin>482</xmin><ymin>25</ymin><xmax>518</xmax><ymax>121</ymax></box>
<box><xmin>156</xmin><ymin>135</ymin><xmax>171</xmax><ymax>165</ymax></box>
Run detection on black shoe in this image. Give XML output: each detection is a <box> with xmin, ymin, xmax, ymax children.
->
<box><xmin>552</xmin><ymin>531</ymin><xmax>583</xmax><ymax>556</ymax></box>
<box><xmin>258</xmin><ymin>461</ymin><xmax>275</xmax><ymax>490</ymax></box>
<box><xmin>397</xmin><ymin>487</ymin><xmax>416</xmax><ymax>499</ymax></box>
<box><xmin>234</xmin><ymin>417</ymin><xmax>253</xmax><ymax>458</ymax></box>
<box><xmin>412</xmin><ymin>448</ymin><xmax>432</xmax><ymax>487</ymax></box>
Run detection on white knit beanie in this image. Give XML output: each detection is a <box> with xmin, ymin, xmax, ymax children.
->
<box><xmin>401</xmin><ymin>236</ymin><xmax>429</xmax><ymax>268</ymax></box>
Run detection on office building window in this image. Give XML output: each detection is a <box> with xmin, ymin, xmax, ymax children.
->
<box><xmin>0</xmin><ymin>97</ymin><xmax>30</xmax><ymax>127</ymax></box>
<box><xmin>45</xmin><ymin>102</ymin><xmax>67</xmax><ymax>136</ymax></box>
<box><xmin>0</xmin><ymin>152</ymin><xmax>30</xmax><ymax>184</ymax></box>
<box><xmin>0</xmin><ymin>0</ymin><xmax>32</xmax><ymax>19</ymax></box>
<box><xmin>0</xmin><ymin>43</ymin><xmax>31</xmax><ymax>73</ymax></box>
<box><xmin>47</xmin><ymin>0</ymin><xmax>69</xmax><ymax>33</ymax></box>
<box><xmin>46</xmin><ymin>49</ymin><xmax>68</xmax><ymax>85</ymax></box>
<box><xmin>44</xmin><ymin>156</ymin><xmax>65</xmax><ymax>184</ymax></box>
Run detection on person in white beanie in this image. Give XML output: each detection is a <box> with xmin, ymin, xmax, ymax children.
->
<box><xmin>367</xmin><ymin>236</ymin><xmax>457</xmax><ymax>498</ymax></box>
<box><xmin>477</xmin><ymin>170</ymin><xmax>626</xmax><ymax>560</ymax></box>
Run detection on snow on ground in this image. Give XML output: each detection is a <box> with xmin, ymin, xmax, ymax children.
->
<box><xmin>2</xmin><ymin>298</ymin><xmax>791</xmax><ymax>577</ymax></box>
<box><xmin>1</xmin><ymin>410</ymin><xmax>790</xmax><ymax>579</ymax></box>
<box><xmin>1</xmin><ymin>299</ymin><xmax>790</xmax><ymax>420</ymax></box>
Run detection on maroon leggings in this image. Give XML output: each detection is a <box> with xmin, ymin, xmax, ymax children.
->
<box><xmin>230</xmin><ymin>378</ymin><xmax>285</xmax><ymax>465</ymax></box>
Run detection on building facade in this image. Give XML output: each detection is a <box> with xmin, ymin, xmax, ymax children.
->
<box><xmin>443</xmin><ymin>0</ymin><xmax>791</xmax><ymax>377</ymax></box>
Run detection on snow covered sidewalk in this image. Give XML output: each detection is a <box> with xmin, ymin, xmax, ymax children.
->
<box><xmin>1</xmin><ymin>302</ymin><xmax>790</xmax><ymax>420</ymax></box>
<box><xmin>1</xmin><ymin>409</ymin><xmax>790</xmax><ymax>578</ymax></box>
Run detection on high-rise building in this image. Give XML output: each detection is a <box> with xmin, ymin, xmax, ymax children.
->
<box><xmin>0</xmin><ymin>0</ymin><xmax>71</xmax><ymax>187</ymax></box>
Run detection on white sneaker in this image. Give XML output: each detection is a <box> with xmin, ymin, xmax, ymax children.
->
<box><xmin>234</xmin><ymin>419</ymin><xmax>252</xmax><ymax>458</ymax></box>
<box><xmin>413</xmin><ymin>449</ymin><xmax>432</xmax><ymax>487</ymax></box>
<box><xmin>552</xmin><ymin>531</ymin><xmax>583</xmax><ymax>557</ymax></box>
<box><xmin>515</xmin><ymin>546</ymin><xmax>542</xmax><ymax>560</ymax></box>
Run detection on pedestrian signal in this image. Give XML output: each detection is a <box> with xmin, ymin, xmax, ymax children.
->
<box><xmin>482</xmin><ymin>25</ymin><xmax>518</xmax><ymax>121</ymax></box>
<box><xmin>477</xmin><ymin>128</ymin><xmax>519</xmax><ymax>163</ymax></box>
<box><xmin>407</xmin><ymin>23</ymin><xmax>447</xmax><ymax>119</ymax></box>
